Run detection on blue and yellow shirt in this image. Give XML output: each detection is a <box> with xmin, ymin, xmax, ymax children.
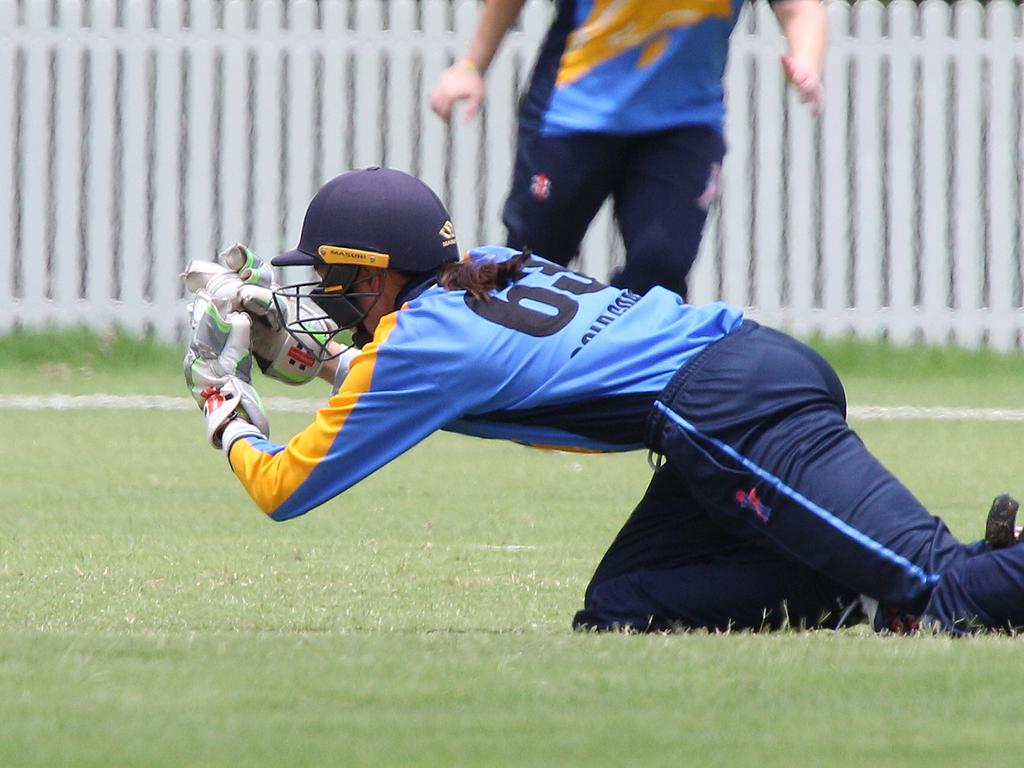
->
<box><xmin>227</xmin><ymin>247</ymin><xmax>744</xmax><ymax>520</ymax></box>
<box><xmin>522</xmin><ymin>0</ymin><xmax>758</xmax><ymax>135</ymax></box>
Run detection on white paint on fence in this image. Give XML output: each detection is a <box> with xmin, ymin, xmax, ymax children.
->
<box><xmin>1</xmin><ymin>0</ymin><xmax>1023</xmax><ymax>348</ymax></box>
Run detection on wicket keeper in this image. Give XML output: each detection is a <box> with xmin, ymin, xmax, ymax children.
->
<box><xmin>184</xmin><ymin>168</ymin><xmax>1024</xmax><ymax>635</ymax></box>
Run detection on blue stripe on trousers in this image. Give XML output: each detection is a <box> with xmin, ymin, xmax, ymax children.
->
<box><xmin>653</xmin><ymin>400</ymin><xmax>940</xmax><ymax>590</ymax></box>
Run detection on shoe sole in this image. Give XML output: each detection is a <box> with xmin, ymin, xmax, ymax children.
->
<box><xmin>985</xmin><ymin>493</ymin><xmax>1020</xmax><ymax>549</ymax></box>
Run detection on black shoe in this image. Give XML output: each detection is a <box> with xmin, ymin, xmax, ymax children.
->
<box><xmin>985</xmin><ymin>493</ymin><xmax>1021</xmax><ymax>549</ymax></box>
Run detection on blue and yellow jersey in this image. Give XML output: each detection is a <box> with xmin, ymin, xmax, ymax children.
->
<box><xmin>227</xmin><ymin>247</ymin><xmax>744</xmax><ymax>520</ymax></box>
<box><xmin>522</xmin><ymin>0</ymin><xmax>760</xmax><ymax>135</ymax></box>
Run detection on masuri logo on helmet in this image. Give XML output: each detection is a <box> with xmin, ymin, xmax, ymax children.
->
<box><xmin>317</xmin><ymin>246</ymin><xmax>391</xmax><ymax>269</ymax></box>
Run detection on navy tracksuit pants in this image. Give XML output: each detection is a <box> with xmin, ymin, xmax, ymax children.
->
<box><xmin>575</xmin><ymin>321</ymin><xmax>1024</xmax><ymax>633</ymax></box>
<box><xmin>502</xmin><ymin>124</ymin><xmax>725</xmax><ymax>299</ymax></box>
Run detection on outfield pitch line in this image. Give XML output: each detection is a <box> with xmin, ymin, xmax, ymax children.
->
<box><xmin>1</xmin><ymin>394</ymin><xmax>1023</xmax><ymax>422</ymax></box>
<box><xmin>0</xmin><ymin>394</ymin><xmax>321</xmax><ymax>413</ymax></box>
<box><xmin>849</xmin><ymin>405</ymin><xmax>1024</xmax><ymax>421</ymax></box>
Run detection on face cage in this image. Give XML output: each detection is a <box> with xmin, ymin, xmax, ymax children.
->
<box><xmin>272</xmin><ymin>276</ymin><xmax>382</xmax><ymax>363</ymax></box>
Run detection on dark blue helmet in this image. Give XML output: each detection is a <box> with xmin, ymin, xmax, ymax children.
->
<box><xmin>271</xmin><ymin>168</ymin><xmax>459</xmax><ymax>351</ymax></box>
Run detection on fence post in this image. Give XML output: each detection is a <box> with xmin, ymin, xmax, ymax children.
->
<box><xmin>418</xmin><ymin>0</ymin><xmax>449</xmax><ymax>204</ymax></box>
<box><xmin>385</xmin><ymin>0</ymin><xmax>417</xmax><ymax>175</ymax></box>
<box><xmin>285</xmin><ymin>0</ymin><xmax>317</xmax><ymax>245</ymax></box>
<box><xmin>886</xmin><ymin>0</ymin><xmax>916</xmax><ymax>345</ymax></box>
<box><xmin>720</xmin><ymin>5</ymin><xmax>754</xmax><ymax>310</ymax></box>
<box><xmin>852</xmin><ymin>0</ymin><xmax>884</xmax><ymax>339</ymax></box>
<box><xmin>952</xmin><ymin>0</ymin><xmax>984</xmax><ymax>348</ymax></box>
<box><xmin>0</xmin><ymin>0</ymin><xmax>12</xmax><ymax>332</ymax></box>
<box><xmin>18</xmin><ymin>0</ymin><xmax>52</xmax><ymax>326</ymax></box>
<box><xmin>85</xmin><ymin>0</ymin><xmax>117</xmax><ymax>327</ymax></box>
<box><xmin>985</xmin><ymin>0</ymin><xmax>1019</xmax><ymax>351</ymax></box>
<box><xmin>320</xmin><ymin>0</ymin><xmax>347</xmax><ymax>180</ymax></box>
<box><xmin>920</xmin><ymin>0</ymin><xmax>952</xmax><ymax>344</ymax></box>
<box><xmin>821</xmin><ymin>0</ymin><xmax>852</xmax><ymax>337</ymax></box>
<box><xmin>118</xmin><ymin>0</ymin><xmax>150</xmax><ymax>324</ymax></box>
<box><xmin>450</xmin><ymin>0</ymin><xmax>484</xmax><ymax>251</ymax></box>
<box><xmin>185</xmin><ymin>0</ymin><xmax>215</xmax><ymax>265</ymax></box>
<box><xmin>253</xmin><ymin>0</ymin><xmax>284</xmax><ymax>259</ymax></box>
<box><xmin>53</xmin><ymin>0</ymin><xmax>85</xmax><ymax>325</ymax></box>
<box><xmin>152</xmin><ymin>0</ymin><xmax>185</xmax><ymax>340</ymax></box>
<box><xmin>352</xmin><ymin>0</ymin><xmax>384</xmax><ymax>169</ymax></box>
<box><xmin>481</xmin><ymin>0</ymin><xmax>524</xmax><ymax>248</ymax></box>
<box><xmin>219</xmin><ymin>0</ymin><xmax>250</xmax><ymax>248</ymax></box>
<box><xmin>784</xmin><ymin>10</ymin><xmax>818</xmax><ymax>338</ymax></box>
<box><xmin>752</xmin><ymin>1</ymin><xmax>785</xmax><ymax>326</ymax></box>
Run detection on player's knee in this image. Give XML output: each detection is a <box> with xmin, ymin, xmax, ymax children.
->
<box><xmin>616</xmin><ymin>220</ymin><xmax>703</xmax><ymax>295</ymax></box>
<box><xmin>572</xmin><ymin>575</ymin><xmax>661</xmax><ymax>632</ymax></box>
<box><xmin>923</xmin><ymin>556</ymin><xmax>1015</xmax><ymax>633</ymax></box>
<box><xmin>626</xmin><ymin>244</ymin><xmax>696</xmax><ymax>296</ymax></box>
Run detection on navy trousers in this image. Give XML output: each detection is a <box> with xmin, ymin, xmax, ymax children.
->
<box><xmin>502</xmin><ymin>124</ymin><xmax>725</xmax><ymax>299</ymax></box>
<box><xmin>576</xmin><ymin>322</ymin><xmax>1024</xmax><ymax>633</ymax></box>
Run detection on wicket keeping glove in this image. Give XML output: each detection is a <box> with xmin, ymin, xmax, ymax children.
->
<box><xmin>224</xmin><ymin>244</ymin><xmax>339</xmax><ymax>386</ymax></box>
<box><xmin>183</xmin><ymin>244</ymin><xmax>337</xmax><ymax>386</ymax></box>
<box><xmin>183</xmin><ymin>292</ymin><xmax>270</xmax><ymax>447</ymax></box>
<box><xmin>200</xmin><ymin>378</ymin><xmax>267</xmax><ymax>452</ymax></box>
<box><xmin>240</xmin><ymin>286</ymin><xmax>338</xmax><ymax>385</ymax></box>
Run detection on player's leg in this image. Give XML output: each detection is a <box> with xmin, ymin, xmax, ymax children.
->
<box><xmin>925</xmin><ymin>542</ymin><xmax>1024</xmax><ymax>631</ymax></box>
<box><xmin>869</xmin><ymin>480</ymin><xmax>1024</xmax><ymax>633</ymax></box>
<box><xmin>648</xmin><ymin>322</ymin><xmax>977</xmax><ymax>627</ymax></box>
<box><xmin>861</xmin><ymin>502</ymin><xmax>1024</xmax><ymax>631</ymax></box>
<box><xmin>502</xmin><ymin>125</ymin><xmax>621</xmax><ymax>266</ymax></box>
<box><xmin>610</xmin><ymin>125</ymin><xmax>726</xmax><ymax>298</ymax></box>
<box><xmin>573</xmin><ymin>467</ymin><xmax>855</xmax><ymax>632</ymax></box>
<box><xmin>577</xmin><ymin>554</ymin><xmax>856</xmax><ymax>632</ymax></box>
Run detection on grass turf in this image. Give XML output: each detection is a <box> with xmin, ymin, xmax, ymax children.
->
<box><xmin>2</xmin><ymin>331</ymin><xmax>1024</xmax><ymax>766</ymax></box>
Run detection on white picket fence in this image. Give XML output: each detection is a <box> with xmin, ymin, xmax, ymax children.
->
<box><xmin>2</xmin><ymin>0</ymin><xmax>1023</xmax><ymax>347</ymax></box>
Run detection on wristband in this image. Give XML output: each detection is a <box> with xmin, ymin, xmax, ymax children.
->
<box><xmin>222</xmin><ymin>418</ymin><xmax>265</xmax><ymax>460</ymax></box>
<box><xmin>461</xmin><ymin>58</ymin><xmax>480</xmax><ymax>75</ymax></box>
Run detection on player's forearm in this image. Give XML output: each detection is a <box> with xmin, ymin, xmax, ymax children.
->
<box><xmin>773</xmin><ymin>0</ymin><xmax>828</xmax><ymax>73</ymax></box>
<box><xmin>464</xmin><ymin>0</ymin><xmax>527</xmax><ymax>73</ymax></box>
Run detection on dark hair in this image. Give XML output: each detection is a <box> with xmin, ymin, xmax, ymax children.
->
<box><xmin>437</xmin><ymin>250</ymin><xmax>531</xmax><ymax>301</ymax></box>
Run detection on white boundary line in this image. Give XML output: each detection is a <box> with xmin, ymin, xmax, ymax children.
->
<box><xmin>849</xmin><ymin>405</ymin><xmax>1024</xmax><ymax>422</ymax></box>
<box><xmin>0</xmin><ymin>394</ymin><xmax>1023</xmax><ymax>421</ymax></box>
<box><xmin>0</xmin><ymin>394</ymin><xmax>321</xmax><ymax>413</ymax></box>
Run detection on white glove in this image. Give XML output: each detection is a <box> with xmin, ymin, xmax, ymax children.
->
<box><xmin>220</xmin><ymin>242</ymin><xmax>274</xmax><ymax>290</ymax></box>
<box><xmin>238</xmin><ymin>284</ymin><xmax>337</xmax><ymax>385</ymax></box>
<box><xmin>201</xmin><ymin>377</ymin><xmax>268</xmax><ymax>451</ymax></box>
<box><xmin>181</xmin><ymin>244</ymin><xmax>272</xmax><ymax>318</ymax></box>
<box><xmin>183</xmin><ymin>292</ymin><xmax>253</xmax><ymax>396</ymax></box>
<box><xmin>182</xmin><ymin>245</ymin><xmax>337</xmax><ymax>386</ymax></box>
<box><xmin>225</xmin><ymin>244</ymin><xmax>337</xmax><ymax>385</ymax></box>
<box><xmin>183</xmin><ymin>292</ymin><xmax>270</xmax><ymax>445</ymax></box>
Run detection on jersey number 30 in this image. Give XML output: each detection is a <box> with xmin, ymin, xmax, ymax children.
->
<box><xmin>465</xmin><ymin>257</ymin><xmax>606</xmax><ymax>337</ymax></box>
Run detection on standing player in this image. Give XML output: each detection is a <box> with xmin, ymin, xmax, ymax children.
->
<box><xmin>428</xmin><ymin>0</ymin><xmax>827</xmax><ymax>298</ymax></box>
<box><xmin>186</xmin><ymin>168</ymin><xmax>1024</xmax><ymax>635</ymax></box>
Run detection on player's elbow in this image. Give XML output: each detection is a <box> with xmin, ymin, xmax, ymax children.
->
<box><xmin>267</xmin><ymin>505</ymin><xmax>305</xmax><ymax>522</ymax></box>
<box><xmin>261</xmin><ymin>494</ymin><xmax>316</xmax><ymax>522</ymax></box>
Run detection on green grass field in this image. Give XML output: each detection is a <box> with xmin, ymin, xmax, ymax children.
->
<box><xmin>2</xmin><ymin>329</ymin><xmax>1024</xmax><ymax>767</ymax></box>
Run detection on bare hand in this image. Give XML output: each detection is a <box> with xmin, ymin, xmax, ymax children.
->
<box><xmin>428</xmin><ymin>62</ymin><xmax>485</xmax><ymax>122</ymax></box>
<box><xmin>781</xmin><ymin>54</ymin><xmax>823</xmax><ymax>116</ymax></box>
